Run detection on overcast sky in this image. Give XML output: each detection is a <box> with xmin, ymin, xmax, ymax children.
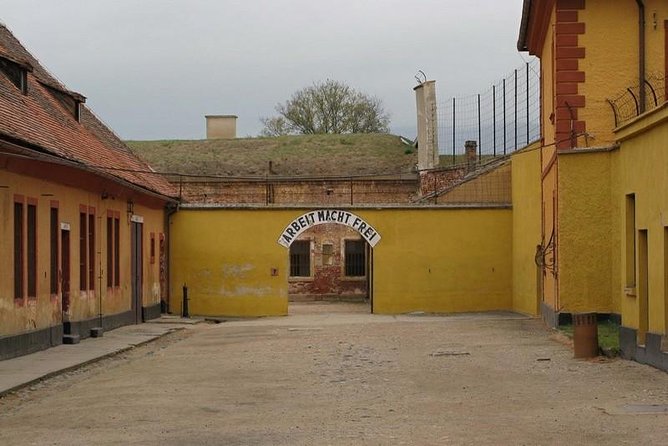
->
<box><xmin>1</xmin><ymin>0</ymin><xmax>529</xmax><ymax>140</ymax></box>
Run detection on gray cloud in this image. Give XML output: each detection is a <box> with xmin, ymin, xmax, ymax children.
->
<box><xmin>1</xmin><ymin>0</ymin><xmax>528</xmax><ymax>139</ymax></box>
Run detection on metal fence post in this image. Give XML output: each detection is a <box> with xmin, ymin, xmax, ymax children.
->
<box><xmin>477</xmin><ymin>94</ymin><xmax>481</xmax><ymax>160</ymax></box>
<box><xmin>503</xmin><ymin>79</ymin><xmax>507</xmax><ymax>155</ymax></box>
<box><xmin>452</xmin><ymin>97</ymin><xmax>456</xmax><ymax>165</ymax></box>
<box><xmin>514</xmin><ymin>69</ymin><xmax>518</xmax><ymax>151</ymax></box>
<box><xmin>493</xmin><ymin>85</ymin><xmax>496</xmax><ymax>157</ymax></box>
<box><xmin>526</xmin><ymin>62</ymin><xmax>530</xmax><ymax>145</ymax></box>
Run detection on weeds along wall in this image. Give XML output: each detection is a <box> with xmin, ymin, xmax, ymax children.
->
<box><xmin>169</xmin><ymin>207</ymin><xmax>513</xmax><ymax>317</ymax></box>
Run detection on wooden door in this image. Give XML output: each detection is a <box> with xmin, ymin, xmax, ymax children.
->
<box><xmin>131</xmin><ymin>221</ymin><xmax>143</xmax><ymax>324</ymax></box>
<box><xmin>61</xmin><ymin>229</ymin><xmax>70</xmax><ymax>313</ymax></box>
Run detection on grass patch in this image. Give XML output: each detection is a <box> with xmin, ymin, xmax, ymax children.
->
<box><xmin>127</xmin><ymin>133</ymin><xmax>417</xmax><ymax>177</ymax></box>
<box><xmin>558</xmin><ymin>320</ymin><xmax>620</xmax><ymax>352</ymax></box>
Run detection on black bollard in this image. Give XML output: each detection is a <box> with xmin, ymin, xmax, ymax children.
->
<box><xmin>182</xmin><ymin>284</ymin><xmax>189</xmax><ymax>318</ymax></box>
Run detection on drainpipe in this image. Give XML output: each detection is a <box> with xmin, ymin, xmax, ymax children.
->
<box><xmin>636</xmin><ymin>0</ymin><xmax>646</xmax><ymax>113</ymax></box>
<box><xmin>164</xmin><ymin>202</ymin><xmax>179</xmax><ymax>314</ymax></box>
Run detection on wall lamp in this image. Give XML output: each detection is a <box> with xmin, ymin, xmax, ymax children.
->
<box><xmin>127</xmin><ymin>200</ymin><xmax>134</xmax><ymax>219</ymax></box>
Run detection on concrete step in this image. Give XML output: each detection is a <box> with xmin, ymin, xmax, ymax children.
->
<box><xmin>62</xmin><ymin>334</ymin><xmax>80</xmax><ymax>345</ymax></box>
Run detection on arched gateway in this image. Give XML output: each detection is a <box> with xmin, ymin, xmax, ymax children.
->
<box><xmin>277</xmin><ymin>210</ymin><xmax>381</xmax><ymax>248</ymax></box>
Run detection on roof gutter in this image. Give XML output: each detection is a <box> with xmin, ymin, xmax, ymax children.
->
<box><xmin>0</xmin><ymin>135</ymin><xmax>178</xmax><ymax>204</ymax></box>
<box><xmin>517</xmin><ymin>0</ymin><xmax>532</xmax><ymax>51</ymax></box>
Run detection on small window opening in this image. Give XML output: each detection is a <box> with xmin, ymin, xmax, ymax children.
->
<box><xmin>322</xmin><ymin>243</ymin><xmax>333</xmax><ymax>266</ymax></box>
<box><xmin>0</xmin><ymin>56</ymin><xmax>27</xmax><ymax>94</ymax></box>
<box><xmin>345</xmin><ymin>239</ymin><xmax>366</xmax><ymax>277</ymax></box>
<box><xmin>290</xmin><ymin>240</ymin><xmax>311</xmax><ymax>277</ymax></box>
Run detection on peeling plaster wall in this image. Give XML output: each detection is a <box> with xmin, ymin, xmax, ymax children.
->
<box><xmin>170</xmin><ymin>207</ymin><xmax>513</xmax><ymax>317</ymax></box>
<box><xmin>0</xmin><ymin>168</ymin><xmax>165</xmax><ymax>338</ymax></box>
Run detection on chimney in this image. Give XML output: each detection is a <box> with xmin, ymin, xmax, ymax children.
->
<box><xmin>206</xmin><ymin>115</ymin><xmax>237</xmax><ymax>139</ymax></box>
<box><xmin>465</xmin><ymin>140</ymin><xmax>478</xmax><ymax>173</ymax></box>
<box><xmin>414</xmin><ymin>80</ymin><xmax>439</xmax><ymax>170</ymax></box>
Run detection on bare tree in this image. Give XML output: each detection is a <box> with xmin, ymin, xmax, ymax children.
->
<box><xmin>259</xmin><ymin>116</ymin><xmax>291</xmax><ymax>137</ymax></box>
<box><xmin>261</xmin><ymin>80</ymin><xmax>390</xmax><ymax>135</ymax></box>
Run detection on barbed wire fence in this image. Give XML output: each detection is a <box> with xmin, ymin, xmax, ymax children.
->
<box><xmin>437</xmin><ymin>58</ymin><xmax>541</xmax><ymax>163</ymax></box>
<box><xmin>607</xmin><ymin>72</ymin><xmax>666</xmax><ymax>127</ymax></box>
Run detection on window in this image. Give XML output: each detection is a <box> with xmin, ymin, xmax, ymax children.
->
<box><xmin>79</xmin><ymin>207</ymin><xmax>96</xmax><ymax>292</ymax></box>
<box><xmin>345</xmin><ymin>239</ymin><xmax>366</xmax><ymax>277</ymax></box>
<box><xmin>106</xmin><ymin>216</ymin><xmax>113</xmax><ymax>288</ymax></box>
<box><xmin>0</xmin><ymin>56</ymin><xmax>27</xmax><ymax>94</ymax></box>
<box><xmin>625</xmin><ymin>194</ymin><xmax>636</xmax><ymax>287</ymax></box>
<box><xmin>107</xmin><ymin>212</ymin><xmax>120</xmax><ymax>287</ymax></box>
<box><xmin>88</xmin><ymin>213</ymin><xmax>95</xmax><ymax>291</ymax></box>
<box><xmin>13</xmin><ymin>196</ymin><xmax>38</xmax><ymax>300</ymax></box>
<box><xmin>50</xmin><ymin>205</ymin><xmax>59</xmax><ymax>295</ymax></box>
<box><xmin>150</xmin><ymin>233</ymin><xmax>156</xmax><ymax>264</ymax></box>
<box><xmin>45</xmin><ymin>84</ymin><xmax>82</xmax><ymax>122</ymax></box>
<box><xmin>14</xmin><ymin>200</ymin><xmax>23</xmax><ymax>300</ymax></box>
<box><xmin>289</xmin><ymin>240</ymin><xmax>311</xmax><ymax>277</ymax></box>
<box><xmin>27</xmin><ymin>203</ymin><xmax>37</xmax><ymax>298</ymax></box>
<box><xmin>79</xmin><ymin>211</ymin><xmax>87</xmax><ymax>291</ymax></box>
<box><xmin>322</xmin><ymin>243</ymin><xmax>333</xmax><ymax>266</ymax></box>
<box><xmin>114</xmin><ymin>216</ymin><xmax>120</xmax><ymax>287</ymax></box>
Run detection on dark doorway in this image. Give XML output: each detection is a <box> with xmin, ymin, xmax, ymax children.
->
<box><xmin>286</xmin><ymin>224</ymin><xmax>372</xmax><ymax>313</ymax></box>
<box><xmin>638</xmin><ymin>229</ymin><xmax>649</xmax><ymax>346</ymax></box>
<box><xmin>131</xmin><ymin>221</ymin><xmax>143</xmax><ymax>324</ymax></box>
<box><xmin>61</xmin><ymin>228</ymin><xmax>70</xmax><ymax>315</ymax></box>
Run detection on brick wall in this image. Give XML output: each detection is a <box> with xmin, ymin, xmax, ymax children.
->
<box><xmin>178</xmin><ymin>178</ymin><xmax>418</xmax><ymax>205</ymax></box>
<box><xmin>418</xmin><ymin>167</ymin><xmax>467</xmax><ymax>196</ymax></box>
<box><xmin>288</xmin><ymin>224</ymin><xmax>368</xmax><ymax>301</ymax></box>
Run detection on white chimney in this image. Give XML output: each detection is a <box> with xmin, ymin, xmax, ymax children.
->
<box><xmin>205</xmin><ymin>115</ymin><xmax>237</xmax><ymax>139</ymax></box>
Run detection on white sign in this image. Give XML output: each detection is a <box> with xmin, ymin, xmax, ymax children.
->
<box><xmin>131</xmin><ymin>214</ymin><xmax>144</xmax><ymax>223</ymax></box>
<box><xmin>278</xmin><ymin>210</ymin><xmax>381</xmax><ymax>248</ymax></box>
<box><xmin>60</xmin><ymin>222</ymin><xmax>70</xmax><ymax>231</ymax></box>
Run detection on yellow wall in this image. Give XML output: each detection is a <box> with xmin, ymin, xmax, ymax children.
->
<box><xmin>0</xmin><ymin>169</ymin><xmax>165</xmax><ymax>337</ymax></box>
<box><xmin>644</xmin><ymin>0</ymin><xmax>668</xmax><ymax>80</ymax></box>
<box><xmin>372</xmin><ymin>208</ymin><xmax>513</xmax><ymax>314</ymax></box>
<box><xmin>511</xmin><ymin>144</ymin><xmax>542</xmax><ymax>315</ymax></box>
<box><xmin>169</xmin><ymin>210</ymin><xmax>291</xmax><ymax>317</ymax></box>
<box><xmin>170</xmin><ymin>207</ymin><xmax>513</xmax><ymax>317</ymax></box>
<box><xmin>579</xmin><ymin>1</ymin><xmax>639</xmax><ymax>145</ymax></box>
<box><xmin>579</xmin><ymin>0</ymin><xmax>668</xmax><ymax>145</ymax></box>
<box><xmin>614</xmin><ymin>105</ymin><xmax>668</xmax><ymax>335</ymax></box>
<box><xmin>557</xmin><ymin>149</ymin><xmax>614</xmax><ymax>314</ymax></box>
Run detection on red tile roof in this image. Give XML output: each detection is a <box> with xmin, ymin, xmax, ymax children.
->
<box><xmin>0</xmin><ymin>24</ymin><xmax>176</xmax><ymax>199</ymax></box>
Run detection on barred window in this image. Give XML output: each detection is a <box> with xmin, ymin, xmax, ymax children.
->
<box><xmin>345</xmin><ymin>240</ymin><xmax>366</xmax><ymax>277</ymax></box>
<box><xmin>290</xmin><ymin>240</ymin><xmax>311</xmax><ymax>277</ymax></box>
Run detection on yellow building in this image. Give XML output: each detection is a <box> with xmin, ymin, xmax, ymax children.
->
<box><xmin>0</xmin><ymin>25</ymin><xmax>176</xmax><ymax>359</ymax></box>
<box><xmin>518</xmin><ymin>0</ymin><xmax>668</xmax><ymax>369</ymax></box>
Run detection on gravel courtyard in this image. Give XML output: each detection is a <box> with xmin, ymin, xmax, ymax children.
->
<box><xmin>1</xmin><ymin>303</ymin><xmax>667</xmax><ymax>445</ymax></box>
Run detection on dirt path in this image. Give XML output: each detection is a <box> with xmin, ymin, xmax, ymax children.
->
<box><xmin>1</xmin><ymin>304</ymin><xmax>667</xmax><ymax>445</ymax></box>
